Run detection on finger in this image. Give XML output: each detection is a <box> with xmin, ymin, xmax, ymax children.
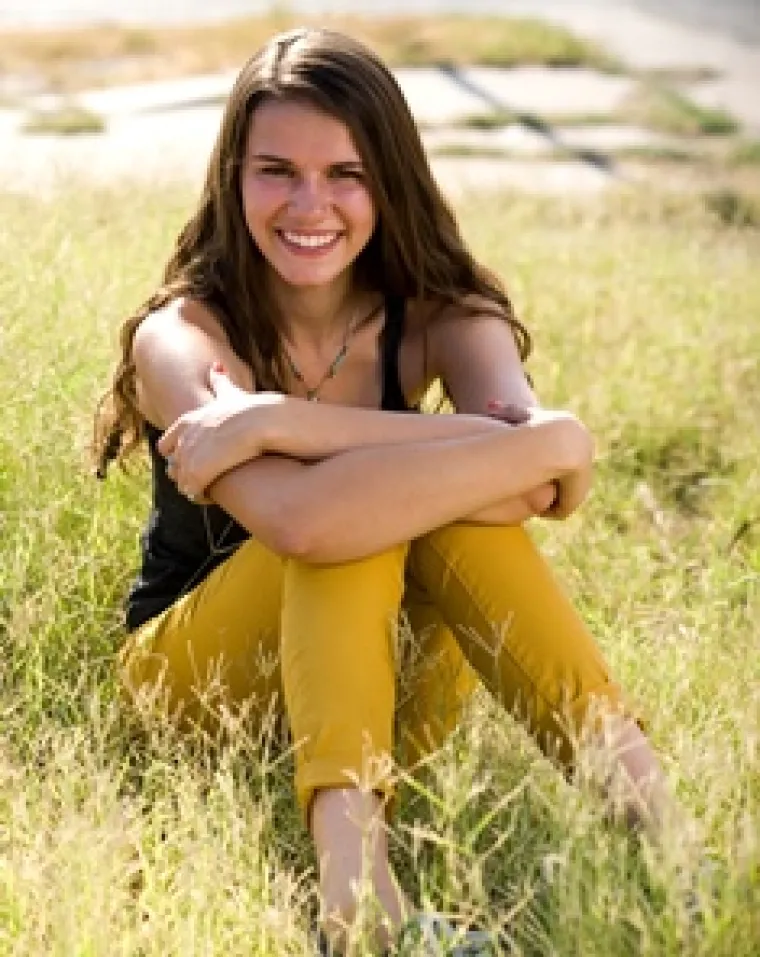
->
<box><xmin>179</xmin><ymin>484</ymin><xmax>197</xmax><ymax>503</ymax></box>
<box><xmin>209</xmin><ymin>363</ymin><xmax>237</xmax><ymax>396</ymax></box>
<box><xmin>166</xmin><ymin>454</ymin><xmax>182</xmax><ymax>482</ymax></box>
<box><xmin>487</xmin><ymin>399</ymin><xmax>528</xmax><ymax>416</ymax></box>
<box><xmin>487</xmin><ymin>403</ymin><xmax>529</xmax><ymax>425</ymax></box>
<box><xmin>156</xmin><ymin>423</ymin><xmax>178</xmax><ymax>457</ymax></box>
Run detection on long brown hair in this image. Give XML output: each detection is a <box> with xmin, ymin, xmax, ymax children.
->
<box><xmin>93</xmin><ymin>27</ymin><xmax>530</xmax><ymax>477</ymax></box>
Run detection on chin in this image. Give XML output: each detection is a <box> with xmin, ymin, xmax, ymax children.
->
<box><xmin>274</xmin><ymin>262</ymin><xmax>349</xmax><ymax>288</ymax></box>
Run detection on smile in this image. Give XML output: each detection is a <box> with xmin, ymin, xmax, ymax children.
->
<box><xmin>278</xmin><ymin>230</ymin><xmax>342</xmax><ymax>252</ymax></box>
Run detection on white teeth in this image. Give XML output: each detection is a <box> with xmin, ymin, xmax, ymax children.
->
<box><xmin>281</xmin><ymin>231</ymin><xmax>338</xmax><ymax>249</ymax></box>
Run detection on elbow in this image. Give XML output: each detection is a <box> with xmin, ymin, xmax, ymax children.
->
<box><xmin>265</xmin><ymin>499</ymin><xmax>327</xmax><ymax>562</ymax></box>
<box><xmin>273</xmin><ymin>508</ymin><xmax>358</xmax><ymax>564</ymax></box>
<box><xmin>230</xmin><ymin>474</ymin><xmax>346</xmax><ymax>563</ymax></box>
<box><xmin>266</xmin><ymin>512</ymin><xmax>316</xmax><ymax>561</ymax></box>
<box><xmin>555</xmin><ymin>417</ymin><xmax>595</xmax><ymax>473</ymax></box>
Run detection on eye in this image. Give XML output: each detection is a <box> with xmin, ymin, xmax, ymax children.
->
<box><xmin>330</xmin><ymin>167</ymin><xmax>365</xmax><ymax>181</ymax></box>
<box><xmin>258</xmin><ymin>165</ymin><xmax>293</xmax><ymax>178</ymax></box>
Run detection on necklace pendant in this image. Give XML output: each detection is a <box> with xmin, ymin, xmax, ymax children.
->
<box><xmin>306</xmin><ymin>391</ymin><xmax>319</xmax><ymax>402</ymax></box>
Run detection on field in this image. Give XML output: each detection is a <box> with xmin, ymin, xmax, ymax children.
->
<box><xmin>0</xmin><ymin>15</ymin><xmax>617</xmax><ymax>96</ymax></box>
<box><xmin>0</xmin><ymin>182</ymin><xmax>758</xmax><ymax>955</ymax></box>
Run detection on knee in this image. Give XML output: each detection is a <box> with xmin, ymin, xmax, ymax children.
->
<box><xmin>286</xmin><ymin>540</ymin><xmax>408</xmax><ymax>572</ymax></box>
<box><xmin>283</xmin><ymin>543</ymin><xmax>409</xmax><ymax>607</ymax></box>
<box><xmin>414</xmin><ymin>521</ymin><xmax>532</xmax><ymax>569</ymax></box>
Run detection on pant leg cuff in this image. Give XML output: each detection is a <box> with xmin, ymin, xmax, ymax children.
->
<box><xmin>296</xmin><ymin>754</ymin><xmax>396</xmax><ymax>827</ymax></box>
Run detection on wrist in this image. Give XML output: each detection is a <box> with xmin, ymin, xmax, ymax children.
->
<box><xmin>251</xmin><ymin>392</ymin><xmax>289</xmax><ymax>455</ymax></box>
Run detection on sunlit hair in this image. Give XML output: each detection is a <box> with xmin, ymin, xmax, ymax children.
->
<box><xmin>93</xmin><ymin>27</ymin><xmax>531</xmax><ymax>476</ymax></box>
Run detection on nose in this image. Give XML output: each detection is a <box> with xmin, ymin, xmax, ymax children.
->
<box><xmin>289</xmin><ymin>173</ymin><xmax>329</xmax><ymax>216</ymax></box>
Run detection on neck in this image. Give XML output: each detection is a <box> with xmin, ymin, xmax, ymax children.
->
<box><xmin>270</xmin><ymin>274</ymin><xmax>360</xmax><ymax>348</ymax></box>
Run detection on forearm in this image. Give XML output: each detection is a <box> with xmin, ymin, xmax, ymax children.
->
<box><xmin>209</xmin><ymin>418</ymin><xmax>589</xmax><ymax>562</ymax></box>
<box><xmin>257</xmin><ymin>395</ymin><xmax>502</xmax><ymax>459</ymax></box>
<box><xmin>229</xmin><ymin>397</ymin><xmax>553</xmax><ymax>521</ymax></box>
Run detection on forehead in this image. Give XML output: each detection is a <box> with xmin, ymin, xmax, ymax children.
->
<box><xmin>246</xmin><ymin>98</ymin><xmax>362</xmax><ymax>163</ymax></box>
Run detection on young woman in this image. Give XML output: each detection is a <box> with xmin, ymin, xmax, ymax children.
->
<box><xmin>95</xmin><ymin>27</ymin><xmax>671</xmax><ymax>954</ymax></box>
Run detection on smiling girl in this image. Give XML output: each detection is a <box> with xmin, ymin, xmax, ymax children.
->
<box><xmin>95</xmin><ymin>28</ymin><xmax>672</xmax><ymax>955</ymax></box>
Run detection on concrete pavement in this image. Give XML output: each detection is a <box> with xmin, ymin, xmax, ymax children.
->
<box><xmin>0</xmin><ymin>1</ymin><xmax>758</xmax><ymax>197</ymax></box>
<box><xmin>0</xmin><ymin>63</ymin><xmax>643</xmax><ymax>196</ymax></box>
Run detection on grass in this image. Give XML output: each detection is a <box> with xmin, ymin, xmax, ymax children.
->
<box><xmin>611</xmin><ymin>145</ymin><xmax>702</xmax><ymax>164</ymax></box>
<box><xmin>426</xmin><ymin>133</ymin><xmax>710</xmax><ymax>171</ymax></box>
<box><xmin>21</xmin><ymin>102</ymin><xmax>106</xmax><ymax>135</ymax></box>
<box><xmin>622</xmin><ymin>83</ymin><xmax>739</xmax><ymax>137</ymax></box>
<box><xmin>638</xmin><ymin>66</ymin><xmax>722</xmax><ymax>84</ymax></box>
<box><xmin>454</xmin><ymin>110</ymin><xmax>519</xmax><ymax>131</ymax></box>
<box><xmin>434</xmin><ymin>81</ymin><xmax>739</xmax><ymax>149</ymax></box>
<box><xmin>428</xmin><ymin>141</ymin><xmax>704</xmax><ymax>165</ymax></box>
<box><xmin>702</xmin><ymin>187</ymin><xmax>760</xmax><ymax>227</ymax></box>
<box><xmin>0</xmin><ymin>15</ymin><xmax>620</xmax><ymax>95</ymax></box>
<box><xmin>429</xmin><ymin>143</ymin><xmax>528</xmax><ymax>160</ymax></box>
<box><xmin>1</xmin><ymin>182</ymin><xmax>759</xmax><ymax>954</ymax></box>
<box><xmin>730</xmin><ymin>140</ymin><xmax>760</xmax><ymax>167</ymax></box>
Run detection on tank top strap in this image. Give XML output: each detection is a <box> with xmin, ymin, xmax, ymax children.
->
<box><xmin>380</xmin><ymin>295</ymin><xmax>413</xmax><ymax>412</ymax></box>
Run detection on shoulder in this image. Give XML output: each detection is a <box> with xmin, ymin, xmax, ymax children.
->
<box><xmin>404</xmin><ymin>296</ymin><xmax>536</xmax><ymax>411</ymax></box>
<box><xmin>134</xmin><ymin>297</ymin><xmax>253</xmax><ymax>387</ymax></box>
<box><xmin>406</xmin><ymin>295</ymin><xmax>521</xmax><ymax>376</ymax></box>
<box><xmin>133</xmin><ymin>297</ymin><xmax>228</xmax><ymax>359</ymax></box>
<box><xmin>406</xmin><ymin>293</ymin><xmax>511</xmax><ymax>335</ymax></box>
<box><xmin>133</xmin><ymin>297</ymin><xmax>254</xmax><ymax>427</ymax></box>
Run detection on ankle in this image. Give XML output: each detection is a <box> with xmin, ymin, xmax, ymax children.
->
<box><xmin>312</xmin><ymin>788</ymin><xmax>407</xmax><ymax>952</ymax></box>
<box><xmin>319</xmin><ymin>868</ymin><xmax>408</xmax><ymax>952</ymax></box>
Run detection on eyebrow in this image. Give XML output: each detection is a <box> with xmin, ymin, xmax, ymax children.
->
<box><xmin>250</xmin><ymin>153</ymin><xmax>364</xmax><ymax>169</ymax></box>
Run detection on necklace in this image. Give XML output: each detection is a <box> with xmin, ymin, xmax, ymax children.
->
<box><xmin>281</xmin><ymin>301</ymin><xmax>380</xmax><ymax>402</ymax></box>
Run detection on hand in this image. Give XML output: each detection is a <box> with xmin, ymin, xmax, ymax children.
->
<box><xmin>487</xmin><ymin>401</ymin><xmax>593</xmax><ymax>519</ymax></box>
<box><xmin>526</xmin><ymin>408</ymin><xmax>594</xmax><ymax>519</ymax></box>
<box><xmin>157</xmin><ymin>365</ymin><xmax>273</xmax><ymax>503</ymax></box>
<box><xmin>486</xmin><ymin>400</ymin><xmax>531</xmax><ymax>426</ymax></box>
<box><xmin>485</xmin><ymin>401</ymin><xmax>558</xmax><ymax>516</ymax></box>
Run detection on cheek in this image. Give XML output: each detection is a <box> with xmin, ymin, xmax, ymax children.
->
<box><xmin>339</xmin><ymin>187</ymin><xmax>377</xmax><ymax>237</ymax></box>
<box><xmin>242</xmin><ymin>180</ymin><xmax>287</xmax><ymax>232</ymax></box>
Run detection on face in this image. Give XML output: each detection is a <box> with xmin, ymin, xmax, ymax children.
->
<box><xmin>240</xmin><ymin>98</ymin><xmax>377</xmax><ymax>291</ymax></box>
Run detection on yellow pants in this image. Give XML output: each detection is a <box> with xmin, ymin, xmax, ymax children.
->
<box><xmin>120</xmin><ymin>523</ymin><xmax>624</xmax><ymax>817</ymax></box>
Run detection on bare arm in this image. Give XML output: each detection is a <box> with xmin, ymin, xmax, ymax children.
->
<box><xmin>209</xmin><ymin>414</ymin><xmax>591</xmax><ymax>562</ymax></box>
<box><xmin>160</xmin><ymin>381</ymin><xmax>516</xmax><ymax>497</ymax></box>
<box><xmin>133</xmin><ymin>300</ymin><xmax>592</xmax><ymax>562</ymax></box>
<box><xmin>146</xmin><ymin>299</ymin><xmax>526</xmax><ymax>497</ymax></box>
<box><xmin>430</xmin><ymin>310</ymin><xmax>592</xmax><ymax>521</ymax></box>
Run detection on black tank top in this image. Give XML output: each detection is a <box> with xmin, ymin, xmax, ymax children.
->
<box><xmin>125</xmin><ymin>297</ymin><xmax>414</xmax><ymax>631</ymax></box>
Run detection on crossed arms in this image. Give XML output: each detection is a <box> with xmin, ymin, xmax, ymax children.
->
<box><xmin>133</xmin><ymin>298</ymin><xmax>594</xmax><ymax>563</ymax></box>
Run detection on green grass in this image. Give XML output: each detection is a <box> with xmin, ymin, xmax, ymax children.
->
<box><xmin>429</xmin><ymin>143</ymin><xmax>528</xmax><ymax>160</ymax></box>
<box><xmin>432</xmin><ymin>82</ymin><xmax>739</xmax><ymax>147</ymax></box>
<box><xmin>730</xmin><ymin>140</ymin><xmax>760</xmax><ymax>167</ymax></box>
<box><xmin>1</xmin><ymin>183</ymin><xmax>759</xmax><ymax>955</ymax></box>
<box><xmin>637</xmin><ymin>66</ymin><xmax>722</xmax><ymax>84</ymax></box>
<box><xmin>612</xmin><ymin>144</ymin><xmax>703</xmax><ymax>164</ymax></box>
<box><xmin>0</xmin><ymin>16</ymin><xmax>620</xmax><ymax>94</ymax></box>
<box><xmin>454</xmin><ymin>110</ymin><xmax>519</xmax><ymax>131</ymax></box>
<box><xmin>623</xmin><ymin>84</ymin><xmax>739</xmax><ymax>137</ymax></box>
<box><xmin>429</xmin><ymin>140</ymin><xmax>707</xmax><ymax>169</ymax></box>
<box><xmin>702</xmin><ymin>187</ymin><xmax>760</xmax><ymax>227</ymax></box>
<box><xmin>21</xmin><ymin>102</ymin><xmax>106</xmax><ymax>135</ymax></box>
